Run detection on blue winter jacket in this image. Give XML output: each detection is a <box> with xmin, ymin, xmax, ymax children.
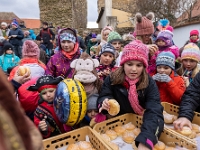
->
<box><xmin>0</xmin><ymin>54</ymin><xmax>20</xmax><ymax>72</ymax></box>
<box><xmin>8</xmin><ymin>28</ymin><xmax>24</xmax><ymax>46</ymax></box>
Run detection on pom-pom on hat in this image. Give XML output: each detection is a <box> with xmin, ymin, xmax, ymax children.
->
<box><xmin>107</xmin><ymin>31</ymin><xmax>122</xmax><ymax>43</ymax></box>
<box><xmin>134</xmin><ymin>12</ymin><xmax>155</xmax><ymax>36</ymax></box>
<box><xmin>22</xmin><ymin>40</ymin><xmax>40</xmax><ymax>58</ymax></box>
<box><xmin>156</xmin><ymin>51</ymin><xmax>175</xmax><ymax>70</ymax></box>
<box><xmin>100</xmin><ymin>43</ymin><xmax>115</xmax><ymax>56</ymax></box>
<box><xmin>120</xmin><ymin>40</ymin><xmax>149</xmax><ymax>67</ymax></box>
<box><xmin>181</xmin><ymin>43</ymin><xmax>200</xmax><ymax>62</ymax></box>
<box><xmin>28</xmin><ymin>75</ymin><xmax>63</xmax><ymax>93</ymax></box>
<box><xmin>190</xmin><ymin>30</ymin><xmax>199</xmax><ymax>37</ymax></box>
<box><xmin>11</xmin><ymin>19</ymin><xmax>18</xmax><ymax>27</ymax></box>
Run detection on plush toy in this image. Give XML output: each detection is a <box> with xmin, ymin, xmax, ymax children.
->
<box><xmin>71</xmin><ymin>52</ymin><xmax>101</xmax><ymax>97</ymax></box>
<box><xmin>54</xmin><ymin>79</ymin><xmax>87</xmax><ymax>126</ymax></box>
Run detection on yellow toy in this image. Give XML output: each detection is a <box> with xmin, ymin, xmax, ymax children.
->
<box><xmin>54</xmin><ymin>79</ymin><xmax>87</xmax><ymax>126</ymax></box>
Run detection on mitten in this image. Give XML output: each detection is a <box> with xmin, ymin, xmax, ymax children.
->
<box><xmin>152</xmin><ymin>73</ymin><xmax>162</xmax><ymax>81</ymax></box>
<box><xmin>159</xmin><ymin>74</ymin><xmax>171</xmax><ymax>82</ymax></box>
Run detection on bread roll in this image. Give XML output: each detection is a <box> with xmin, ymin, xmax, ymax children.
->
<box><xmin>105</xmin><ymin>130</ymin><xmax>117</xmax><ymax>140</ymax></box>
<box><xmin>108</xmin><ymin>142</ymin><xmax>119</xmax><ymax>150</ymax></box>
<box><xmin>100</xmin><ymin>134</ymin><xmax>111</xmax><ymax>142</ymax></box>
<box><xmin>188</xmin><ymin>131</ymin><xmax>196</xmax><ymax>139</ymax></box>
<box><xmin>108</xmin><ymin>99</ymin><xmax>120</xmax><ymax>116</ymax></box>
<box><xmin>133</xmin><ymin>128</ymin><xmax>141</xmax><ymax>136</ymax></box>
<box><xmin>66</xmin><ymin>144</ymin><xmax>80</xmax><ymax>150</ymax></box>
<box><xmin>192</xmin><ymin>124</ymin><xmax>200</xmax><ymax>133</ymax></box>
<box><xmin>122</xmin><ymin>131</ymin><xmax>135</xmax><ymax>144</ymax></box>
<box><xmin>78</xmin><ymin>141</ymin><xmax>92</xmax><ymax>150</ymax></box>
<box><xmin>18</xmin><ymin>66</ymin><xmax>31</xmax><ymax>76</ymax></box>
<box><xmin>114</xmin><ymin>126</ymin><xmax>126</xmax><ymax>136</ymax></box>
<box><xmin>123</xmin><ymin>122</ymin><xmax>135</xmax><ymax>131</ymax></box>
<box><xmin>154</xmin><ymin>141</ymin><xmax>166</xmax><ymax>150</ymax></box>
<box><xmin>164</xmin><ymin>113</ymin><xmax>176</xmax><ymax>124</ymax></box>
<box><xmin>178</xmin><ymin>126</ymin><xmax>192</xmax><ymax>136</ymax></box>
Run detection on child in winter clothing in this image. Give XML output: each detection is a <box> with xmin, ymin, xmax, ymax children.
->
<box><xmin>0</xmin><ymin>22</ymin><xmax>10</xmax><ymax>39</ymax></box>
<box><xmin>45</xmin><ymin>28</ymin><xmax>81</xmax><ymax>78</ymax></box>
<box><xmin>87</xmin><ymin>33</ymin><xmax>97</xmax><ymax>54</ymax></box>
<box><xmin>90</xmin><ymin>46</ymin><xmax>98</xmax><ymax>59</ymax></box>
<box><xmin>96</xmin><ymin>26</ymin><xmax>113</xmax><ymax>55</ymax></box>
<box><xmin>98</xmin><ymin>40</ymin><xmax>164</xmax><ymax>150</ymax></box>
<box><xmin>96</xmin><ymin>43</ymin><xmax>116</xmax><ymax>80</ymax></box>
<box><xmin>148</xmin><ymin>30</ymin><xmax>179</xmax><ymax>74</ymax></box>
<box><xmin>152</xmin><ymin>51</ymin><xmax>185</xmax><ymax>105</ymax></box>
<box><xmin>22</xmin><ymin>30</ymin><xmax>32</xmax><ymax>44</ymax></box>
<box><xmin>28</xmin><ymin>75</ymin><xmax>68</xmax><ymax>139</ymax></box>
<box><xmin>177</xmin><ymin>43</ymin><xmax>200</xmax><ymax>87</ymax></box>
<box><xmin>9</xmin><ymin>40</ymin><xmax>46</xmax><ymax>80</ymax></box>
<box><xmin>107</xmin><ymin>31</ymin><xmax>123</xmax><ymax>67</ymax></box>
<box><xmin>0</xmin><ymin>43</ymin><xmax>20</xmax><ymax>73</ymax></box>
<box><xmin>29</xmin><ymin>29</ymin><xmax>36</xmax><ymax>40</ymax></box>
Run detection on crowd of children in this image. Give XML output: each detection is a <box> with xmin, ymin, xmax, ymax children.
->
<box><xmin>2</xmin><ymin>11</ymin><xmax>200</xmax><ymax>150</ymax></box>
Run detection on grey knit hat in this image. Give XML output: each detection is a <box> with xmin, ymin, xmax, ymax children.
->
<box><xmin>87</xmin><ymin>94</ymin><xmax>99</xmax><ymax>110</ymax></box>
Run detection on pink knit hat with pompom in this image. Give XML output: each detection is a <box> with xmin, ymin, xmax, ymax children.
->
<box><xmin>22</xmin><ymin>40</ymin><xmax>40</xmax><ymax>58</ymax></box>
<box><xmin>120</xmin><ymin>40</ymin><xmax>149</xmax><ymax>67</ymax></box>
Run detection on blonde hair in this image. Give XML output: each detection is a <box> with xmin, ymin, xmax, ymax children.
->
<box><xmin>176</xmin><ymin>63</ymin><xmax>200</xmax><ymax>78</ymax></box>
<box><xmin>110</xmin><ymin>65</ymin><xmax>149</xmax><ymax>90</ymax></box>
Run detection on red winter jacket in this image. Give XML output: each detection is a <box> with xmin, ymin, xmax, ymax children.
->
<box><xmin>152</xmin><ymin>71</ymin><xmax>186</xmax><ymax>105</ymax></box>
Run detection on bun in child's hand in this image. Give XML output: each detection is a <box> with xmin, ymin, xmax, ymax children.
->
<box><xmin>18</xmin><ymin>66</ymin><xmax>31</xmax><ymax>76</ymax></box>
<box><xmin>108</xmin><ymin>99</ymin><xmax>120</xmax><ymax>116</ymax></box>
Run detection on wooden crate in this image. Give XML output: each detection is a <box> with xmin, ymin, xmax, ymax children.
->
<box><xmin>93</xmin><ymin>113</ymin><xmax>197</xmax><ymax>149</ymax></box>
<box><xmin>43</xmin><ymin>126</ymin><xmax>112</xmax><ymax>150</ymax></box>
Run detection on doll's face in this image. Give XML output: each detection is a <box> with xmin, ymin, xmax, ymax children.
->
<box><xmin>41</xmin><ymin>88</ymin><xmax>56</xmax><ymax>103</ymax></box>
<box><xmin>111</xmin><ymin>41</ymin><xmax>122</xmax><ymax>51</ymax></box>
<box><xmin>61</xmin><ymin>40</ymin><xmax>75</xmax><ymax>52</ymax></box>
<box><xmin>103</xmin><ymin>29</ymin><xmax>111</xmax><ymax>41</ymax></box>
<box><xmin>182</xmin><ymin>59</ymin><xmax>197</xmax><ymax>71</ymax></box>
<box><xmin>87</xmin><ymin>109</ymin><xmax>98</xmax><ymax>119</ymax></box>
<box><xmin>190</xmin><ymin>35</ymin><xmax>198</xmax><ymax>41</ymax></box>
<box><xmin>156</xmin><ymin>39</ymin><xmax>166</xmax><ymax>46</ymax></box>
<box><xmin>157</xmin><ymin>65</ymin><xmax>172</xmax><ymax>76</ymax></box>
<box><xmin>124</xmin><ymin>60</ymin><xmax>144</xmax><ymax>80</ymax></box>
<box><xmin>100</xmin><ymin>52</ymin><xmax>114</xmax><ymax>66</ymax></box>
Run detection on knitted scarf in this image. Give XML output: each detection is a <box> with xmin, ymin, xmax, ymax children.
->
<box><xmin>125</xmin><ymin>76</ymin><xmax>144</xmax><ymax>115</ymax></box>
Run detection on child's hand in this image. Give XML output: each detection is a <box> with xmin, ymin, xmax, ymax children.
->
<box><xmin>138</xmin><ymin>143</ymin><xmax>150</xmax><ymax>150</ymax></box>
<box><xmin>173</xmin><ymin>117</ymin><xmax>192</xmax><ymax>130</ymax></box>
<box><xmin>99</xmin><ymin>98</ymin><xmax>110</xmax><ymax>113</ymax></box>
<box><xmin>13</xmin><ymin>71</ymin><xmax>31</xmax><ymax>84</ymax></box>
<box><xmin>152</xmin><ymin>73</ymin><xmax>161</xmax><ymax>81</ymax></box>
<box><xmin>183</xmin><ymin>77</ymin><xmax>189</xmax><ymax>87</ymax></box>
<box><xmin>39</xmin><ymin>116</ymin><xmax>48</xmax><ymax>131</ymax></box>
<box><xmin>147</xmin><ymin>44</ymin><xmax>158</xmax><ymax>56</ymax></box>
<box><xmin>159</xmin><ymin>74</ymin><xmax>171</xmax><ymax>82</ymax></box>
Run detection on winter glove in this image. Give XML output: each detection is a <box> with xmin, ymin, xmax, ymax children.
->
<box><xmin>159</xmin><ymin>74</ymin><xmax>172</xmax><ymax>82</ymax></box>
<box><xmin>152</xmin><ymin>73</ymin><xmax>162</xmax><ymax>81</ymax></box>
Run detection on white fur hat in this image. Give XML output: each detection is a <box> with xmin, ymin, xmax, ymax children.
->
<box><xmin>1</xmin><ymin>22</ymin><xmax>7</xmax><ymax>26</ymax></box>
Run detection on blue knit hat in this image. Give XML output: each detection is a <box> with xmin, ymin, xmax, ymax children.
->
<box><xmin>156</xmin><ymin>51</ymin><xmax>175</xmax><ymax>69</ymax></box>
<box><xmin>11</xmin><ymin>19</ymin><xmax>18</xmax><ymax>27</ymax></box>
<box><xmin>100</xmin><ymin>43</ymin><xmax>115</xmax><ymax>56</ymax></box>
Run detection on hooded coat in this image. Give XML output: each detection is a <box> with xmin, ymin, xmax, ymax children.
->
<box><xmin>45</xmin><ymin>28</ymin><xmax>81</xmax><ymax>78</ymax></box>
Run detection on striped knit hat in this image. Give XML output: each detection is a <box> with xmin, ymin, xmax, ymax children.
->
<box><xmin>181</xmin><ymin>43</ymin><xmax>200</xmax><ymax>62</ymax></box>
<box><xmin>156</xmin><ymin>51</ymin><xmax>175</xmax><ymax>69</ymax></box>
<box><xmin>60</xmin><ymin>32</ymin><xmax>76</xmax><ymax>43</ymax></box>
<box><xmin>107</xmin><ymin>31</ymin><xmax>122</xmax><ymax>43</ymax></box>
<box><xmin>100</xmin><ymin>43</ymin><xmax>115</xmax><ymax>56</ymax></box>
<box><xmin>120</xmin><ymin>40</ymin><xmax>149</xmax><ymax>67</ymax></box>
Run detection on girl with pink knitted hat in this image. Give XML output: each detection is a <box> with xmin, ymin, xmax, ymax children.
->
<box><xmin>98</xmin><ymin>40</ymin><xmax>164</xmax><ymax>150</ymax></box>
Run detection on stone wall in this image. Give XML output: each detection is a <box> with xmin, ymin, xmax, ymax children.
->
<box><xmin>39</xmin><ymin>0</ymin><xmax>87</xmax><ymax>29</ymax></box>
<box><xmin>98</xmin><ymin>0</ymin><xmax>135</xmax><ymax>13</ymax></box>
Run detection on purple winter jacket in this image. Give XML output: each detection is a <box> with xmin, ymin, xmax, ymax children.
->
<box><xmin>45</xmin><ymin>28</ymin><xmax>81</xmax><ymax>78</ymax></box>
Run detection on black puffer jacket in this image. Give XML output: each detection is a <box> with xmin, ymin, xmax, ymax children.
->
<box><xmin>98</xmin><ymin>75</ymin><xmax>164</xmax><ymax>149</ymax></box>
<box><xmin>179</xmin><ymin>72</ymin><xmax>200</xmax><ymax>121</ymax></box>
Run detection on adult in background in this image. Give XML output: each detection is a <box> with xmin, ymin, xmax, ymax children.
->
<box><xmin>0</xmin><ymin>22</ymin><xmax>10</xmax><ymax>39</ymax></box>
<box><xmin>38</xmin><ymin>22</ymin><xmax>55</xmax><ymax>56</ymax></box>
<box><xmin>8</xmin><ymin>19</ymin><xmax>24</xmax><ymax>58</ymax></box>
<box><xmin>22</xmin><ymin>30</ymin><xmax>32</xmax><ymax>44</ymax></box>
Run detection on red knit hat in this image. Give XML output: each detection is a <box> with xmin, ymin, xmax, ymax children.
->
<box><xmin>190</xmin><ymin>30</ymin><xmax>199</xmax><ymax>37</ymax></box>
<box><xmin>22</xmin><ymin>40</ymin><xmax>40</xmax><ymax>58</ymax></box>
<box><xmin>120</xmin><ymin>40</ymin><xmax>149</xmax><ymax>67</ymax></box>
<box><xmin>135</xmin><ymin>12</ymin><xmax>155</xmax><ymax>36</ymax></box>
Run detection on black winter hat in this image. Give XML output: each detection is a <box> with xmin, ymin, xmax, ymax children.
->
<box><xmin>3</xmin><ymin>43</ymin><xmax>13</xmax><ymax>53</ymax></box>
<box><xmin>28</xmin><ymin>75</ymin><xmax>63</xmax><ymax>92</ymax></box>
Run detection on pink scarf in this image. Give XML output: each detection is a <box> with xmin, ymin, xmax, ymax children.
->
<box><xmin>125</xmin><ymin>76</ymin><xmax>144</xmax><ymax>115</ymax></box>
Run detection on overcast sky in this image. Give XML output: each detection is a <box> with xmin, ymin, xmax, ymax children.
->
<box><xmin>0</xmin><ymin>0</ymin><xmax>98</xmax><ymax>22</ymax></box>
